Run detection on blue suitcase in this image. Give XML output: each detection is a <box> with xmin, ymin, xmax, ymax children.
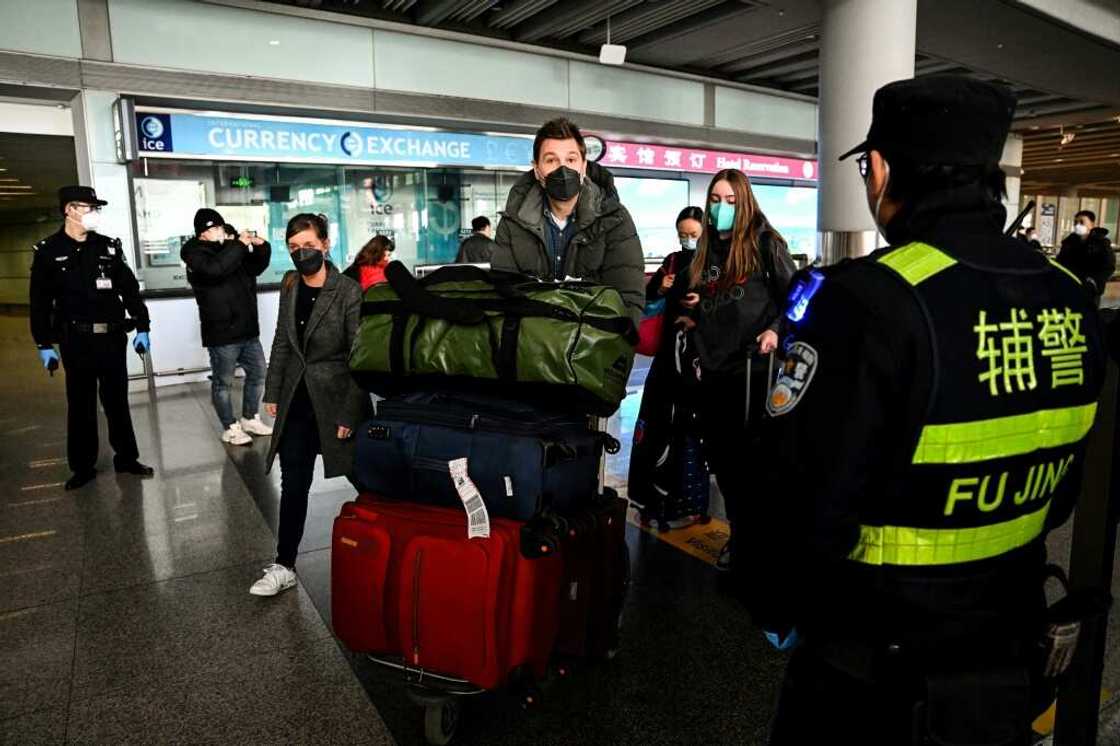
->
<box><xmin>353</xmin><ymin>392</ymin><xmax>618</xmax><ymax>520</ymax></box>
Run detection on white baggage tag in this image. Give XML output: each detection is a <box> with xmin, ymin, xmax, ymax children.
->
<box><xmin>95</xmin><ymin>278</ymin><xmax>113</xmax><ymax>290</ymax></box>
<box><xmin>449</xmin><ymin>458</ymin><xmax>490</xmax><ymax>539</ymax></box>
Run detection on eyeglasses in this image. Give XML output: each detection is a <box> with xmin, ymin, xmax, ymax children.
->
<box><xmin>72</xmin><ymin>203</ymin><xmax>102</xmax><ymax>213</ymax></box>
<box><xmin>856</xmin><ymin>153</ymin><xmax>870</xmax><ymax>179</ymax></box>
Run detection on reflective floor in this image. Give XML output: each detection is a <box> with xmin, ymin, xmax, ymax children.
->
<box><xmin>4</xmin><ymin>309</ymin><xmax>1120</xmax><ymax>745</ymax></box>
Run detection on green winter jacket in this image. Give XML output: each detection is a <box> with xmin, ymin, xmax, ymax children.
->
<box><xmin>492</xmin><ymin>165</ymin><xmax>645</xmax><ymax>324</ymax></box>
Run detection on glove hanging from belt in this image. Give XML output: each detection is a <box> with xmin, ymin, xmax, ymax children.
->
<box><xmin>1041</xmin><ymin>564</ymin><xmax>1112</xmax><ymax>678</ymax></box>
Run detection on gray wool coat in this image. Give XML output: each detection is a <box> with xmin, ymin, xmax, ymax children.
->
<box><xmin>264</xmin><ymin>266</ymin><xmax>372</xmax><ymax>478</ymax></box>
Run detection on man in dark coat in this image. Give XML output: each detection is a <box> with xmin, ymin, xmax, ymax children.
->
<box><xmin>492</xmin><ymin>118</ymin><xmax>645</xmax><ymax>324</ymax></box>
<box><xmin>456</xmin><ymin>216</ymin><xmax>498</xmax><ymax>263</ymax></box>
<box><xmin>180</xmin><ymin>208</ymin><xmax>273</xmax><ymax>445</ymax></box>
<box><xmin>1056</xmin><ymin>209</ymin><xmax>1114</xmax><ymax>306</ymax></box>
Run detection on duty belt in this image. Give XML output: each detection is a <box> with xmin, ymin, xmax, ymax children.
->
<box><xmin>69</xmin><ymin>320</ymin><xmax>134</xmax><ymax>334</ymax></box>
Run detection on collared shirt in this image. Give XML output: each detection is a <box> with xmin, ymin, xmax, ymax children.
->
<box><xmin>543</xmin><ymin>208</ymin><xmax>577</xmax><ymax>279</ymax></box>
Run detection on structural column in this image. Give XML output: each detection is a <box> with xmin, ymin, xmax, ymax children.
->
<box><xmin>1002</xmin><ymin>134</ymin><xmax>1024</xmax><ymax>230</ymax></box>
<box><xmin>817</xmin><ymin>0</ymin><xmax>917</xmax><ymax>263</ymax></box>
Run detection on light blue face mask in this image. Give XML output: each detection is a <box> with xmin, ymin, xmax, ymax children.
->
<box><xmin>710</xmin><ymin>202</ymin><xmax>735</xmax><ymax>232</ymax></box>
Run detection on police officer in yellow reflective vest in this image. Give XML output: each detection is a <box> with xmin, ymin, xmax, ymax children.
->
<box><xmin>748</xmin><ymin>76</ymin><xmax>1106</xmax><ymax>745</ymax></box>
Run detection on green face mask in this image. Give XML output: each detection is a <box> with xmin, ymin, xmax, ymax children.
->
<box><xmin>710</xmin><ymin>202</ymin><xmax>735</xmax><ymax>232</ymax></box>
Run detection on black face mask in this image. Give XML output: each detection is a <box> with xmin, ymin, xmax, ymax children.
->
<box><xmin>543</xmin><ymin>166</ymin><xmax>582</xmax><ymax>201</ymax></box>
<box><xmin>291</xmin><ymin>248</ymin><xmax>325</xmax><ymax>276</ymax></box>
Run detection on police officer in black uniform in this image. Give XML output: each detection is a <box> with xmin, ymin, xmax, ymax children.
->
<box><xmin>30</xmin><ymin>186</ymin><xmax>155</xmax><ymax>490</ymax></box>
<box><xmin>744</xmin><ymin>77</ymin><xmax>1106</xmax><ymax>745</ymax></box>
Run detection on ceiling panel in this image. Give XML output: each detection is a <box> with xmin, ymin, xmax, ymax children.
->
<box><xmin>261</xmin><ymin>0</ymin><xmax>1118</xmax><ymax>192</ymax></box>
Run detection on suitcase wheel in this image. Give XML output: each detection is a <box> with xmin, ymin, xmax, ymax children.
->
<box><xmin>423</xmin><ymin>701</ymin><xmax>460</xmax><ymax>746</ymax></box>
<box><xmin>519</xmin><ymin>683</ymin><xmax>543</xmax><ymax>711</ymax></box>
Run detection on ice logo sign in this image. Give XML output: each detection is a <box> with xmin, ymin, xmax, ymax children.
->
<box><xmin>136</xmin><ymin>113</ymin><xmax>172</xmax><ymax>152</ymax></box>
<box><xmin>340</xmin><ymin>131</ymin><xmax>362</xmax><ymax>157</ymax></box>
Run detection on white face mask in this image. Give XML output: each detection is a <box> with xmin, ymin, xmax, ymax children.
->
<box><xmin>869</xmin><ymin>161</ymin><xmax>891</xmax><ymax>237</ymax></box>
<box><xmin>680</xmin><ymin>237</ymin><xmax>698</xmax><ymax>250</ymax></box>
<box><xmin>1074</xmin><ymin>224</ymin><xmax>1089</xmax><ymax>237</ymax></box>
<box><xmin>79</xmin><ymin>211</ymin><xmax>101</xmax><ymax>231</ymax></box>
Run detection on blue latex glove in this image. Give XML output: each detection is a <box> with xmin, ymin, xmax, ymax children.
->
<box><xmin>133</xmin><ymin>332</ymin><xmax>150</xmax><ymax>354</ymax></box>
<box><xmin>38</xmin><ymin>347</ymin><xmax>59</xmax><ymax>369</ymax></box>
<box><xmin>764</xmin><ymin>628</ymin><xmax>800</xmax><ymax>652</ymax></box>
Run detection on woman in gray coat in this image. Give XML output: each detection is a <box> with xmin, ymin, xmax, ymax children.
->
<box><xmin>251</xmin><ymin>213</ymin><xmax>371</xmax><ymax>597</ymax></box>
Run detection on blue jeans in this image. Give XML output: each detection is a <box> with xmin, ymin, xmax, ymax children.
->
<box><xmin>208</xmin><ymin>338</ymin><xmax>267</xmax><ymax>428</ymax></box>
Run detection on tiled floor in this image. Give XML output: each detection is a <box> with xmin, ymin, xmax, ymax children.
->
<box><xmin>4</xmin><ymin>309</ymin><xmax>1120</xmax><ymax>745</ymax></box>
<box><xmin>0</xmin><ymin>316</ymin><xmax>391</xmax><ymax>745</ymax></box>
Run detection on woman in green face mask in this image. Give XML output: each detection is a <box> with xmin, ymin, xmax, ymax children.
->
<box><xmin>675</xmin><ymin>168</ymin><xmax>796</xmax><ymax>578</ymax></box>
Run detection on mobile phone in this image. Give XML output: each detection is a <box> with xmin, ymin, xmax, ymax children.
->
<box><xmin>248</xmin><ymin>230</ymin><xmax>258</xmax><ymax>238</ymax></box>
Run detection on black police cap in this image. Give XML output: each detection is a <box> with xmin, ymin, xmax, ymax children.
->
<box><xmin>194</xmin><ymin>208</ymin><xmax>226</xmax><ymax>236</ymax></box>
<box><xmin>839</xmin><ymin>75</ymin><xmax>1017</xmax><ymax>166</ymax></box>
<box><xmin>58</xmin><ymin>185</ymin><xmax>107</xmax><ymax>213</ymax></box>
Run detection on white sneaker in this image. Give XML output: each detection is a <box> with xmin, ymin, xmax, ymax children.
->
<box><xmin>249</xmin><ymin>564</ymin><xmax>297</xmax><ymax>596</ymax></box>
<box><xmin>221</xmin><ymin>422</ymin><xmax>253</xmax><ymax>446</ymax></box>
<box><xmin>240</xmin><ymin>415</ymin><xmax>274</xmax><ymax>437</ymax></box>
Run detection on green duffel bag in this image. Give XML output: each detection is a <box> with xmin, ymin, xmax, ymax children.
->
<box><xmin>349</xmin><ymin>262</ymin><xmax>637</xmax><ymax>416</ymax></box>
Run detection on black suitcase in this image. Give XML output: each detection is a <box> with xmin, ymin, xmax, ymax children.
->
<box><xmin>353</xmin><ymin>391</ymin><xmax>619</xmax><ymax>521</ymax></box>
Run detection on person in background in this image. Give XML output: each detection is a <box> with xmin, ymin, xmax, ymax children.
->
<box><xmin>628</xmin><ymin>206</ymin><xmax>707</xmax><ymax>526</ymax></box>
<box><xmin>181</xmin><ymin>208</ymin><xmax>273</xmax><ymax>446</ymax></box>
<box><xmin>678</xmin><ymin>169</ymin><xmax>795</xmax><ymax>576</ymax></box>
<box><xmin>456</xmin><ymin>216</ymin><xmax>497</xmax><ymax>264</ymax></box>
<box><xmin>29</xmin><ymin>185</ymin><xmax>155</xmax><ymax>490</ymax></box>
<box><xmin>492</xmin><ymin>117</ymin><xmax>645</xmax><ymax>324</ymax></box>
<box><xmin>647</xmin><ymin>206</ymin><xmax>704</xmax><ymax>305</ymax></box>
<box><xmin>1023</xmin><ymin>226</ymin><xmax>1043</xmax><ymax>252</ymax></box>
<box><xmin>1057</xmin><ymin>209</ymin><xmax>1114</xmax><ymax>305</ymax></box>
<box><xmin>254</xmin><ymin>213</ymin><xmax>372</xmax><ymax>597</ymax></box>
<box><xmin>343</xmin><ymin>234</ymin><xmax>394</xmax><ymax>291</ymax></box>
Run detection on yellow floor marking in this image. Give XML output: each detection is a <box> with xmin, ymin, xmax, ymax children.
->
<box><xmin>627</xmin><ymin>507</ymin><xmax>728</xmax><ymax>566</ymax></box>
<box><xmin>1032</xmin><ymin>688</ymin><xmax>1111</xmax><ymax>735</ymax></box>
<box><xmin>0</xmin><ymin>530</ymin><xmax>56</xmax><ymax>545</ymax></box>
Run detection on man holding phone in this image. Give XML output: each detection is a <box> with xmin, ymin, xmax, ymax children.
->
<box><xmin>181</xmin><ymin>208</ymin><xmax>274</xmax><ymax>445</ymax></box>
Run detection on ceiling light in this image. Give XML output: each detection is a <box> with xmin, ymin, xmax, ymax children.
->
<box><xmin>0</xmin><ymin>184</ymin><xmax>32</xmax><ymax>189</ymax></box>
<box><xmin>1055</xmin><ymin>158</ymin><xmax>1063</xmax><ymax>162</ymax></box>
<box><xmin>598</xmin><ymin>11</ymin><xmax>626</xmax><ymax>66</ymax></box>
<box><xmin>268</xmin><ymin>40</ymin><xmax>280</xmax><ymax>46</ymax></box>
<box><xmin>1060</xmin><ymin>132</ymin><xmax>1076</xmax><ymax>145</ymax></box>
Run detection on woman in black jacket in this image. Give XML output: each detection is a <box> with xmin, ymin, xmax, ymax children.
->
<box><xmin>252</xmin><ymin>213</ymin><xmax>372</xmax><ymax>597</ymax></box>
<box><xmin>628</xmin><ymin>206</ymin><xmax>706</xmax><ymax>527</ymax></box>
<box><xmin>677</xmin><ymin>169</ymin><xmax>795</xmax><ymax>576</ymax></box>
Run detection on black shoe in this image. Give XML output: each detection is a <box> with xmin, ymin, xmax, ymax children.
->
<box><xmin>65</xmin><ymin>469</ymin><xmax>98</xmax><ymax>490</ymax></box>
<box><xmin>114</xmin><ymin>460</ymin><xmax>154</xmax><ymax>477</ymax></box>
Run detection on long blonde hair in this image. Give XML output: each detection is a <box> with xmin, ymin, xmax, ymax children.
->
<box><xmin>689</xmin><ymin>169</ymin><xmax>767</xmax><ymax>290</ymax></box>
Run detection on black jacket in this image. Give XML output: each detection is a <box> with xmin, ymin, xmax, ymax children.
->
<box><xmin>1056</xmin><ymin>227</ymin><xmax>1114</xmax><ymax>299</ymax></box>
<box><xmin>29</xmin><ymin>229</ymin><xmax>149</xmax><ymax>346</ymax></box>
<box><xmin>492</xmin><ymin>162</ymin><xmax>645</xmax><ymax>324</ymax></box>
<box><xmin>749</xmin><ymin>187</ymin><xmax>1106</xmax><ymax>656</ymax></box>
<box><xmin>456</xmin><ymin>233</ymin><xmax>497</xmax><ymax>263</ymax></box>
<box><xmin>676</xmin><ymin>228</ymin><xmax>796</xmax><ymax>376</ymax></box>
<box><xmin>180</xmin><ymin>237</ymin><xmax>271</xmax><ymax>347</ymax></box>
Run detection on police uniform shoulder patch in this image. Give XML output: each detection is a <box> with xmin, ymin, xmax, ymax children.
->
<box><xmin>767</xmin><ymin>340</ymin><xmax>819</xmax><ymax>417</ymax></box>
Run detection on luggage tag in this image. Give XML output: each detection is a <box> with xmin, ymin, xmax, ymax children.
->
<box><xmin>95</xmin><ymin>277</ymin><xmax>113</xmax><ymax>290</ymax></box>
<box><xmin>449</xmin><ymin>458</ymin><xmax>491</xmax><ymax>539</ymax></box>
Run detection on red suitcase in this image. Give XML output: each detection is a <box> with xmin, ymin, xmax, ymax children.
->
<box><xmin>331</xmin><ymin>495</ymin><xmax>563</xmax><ymax>691</ymax></box>
<box><xmin>554</xmin><ymin>490</ymin><xmax>631</xmax><ymax>660</ymax></box>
